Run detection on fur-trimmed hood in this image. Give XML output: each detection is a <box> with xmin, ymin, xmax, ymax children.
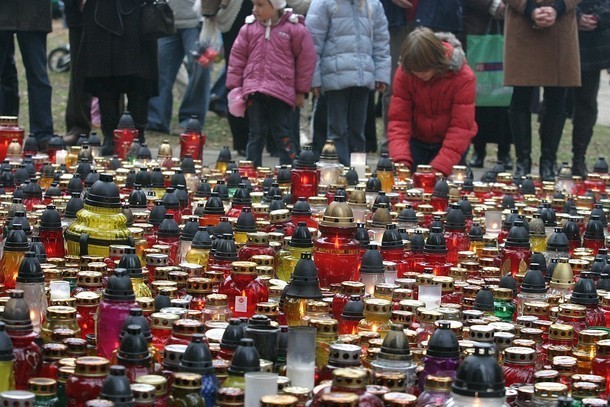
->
<box><xmin>435</xmin><ymin>31</ymin><xmax>466</xmax><ymax>72</ymax></box>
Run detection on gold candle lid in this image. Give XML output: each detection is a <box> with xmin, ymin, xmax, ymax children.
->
<box><xmin>260</xmin><ymin>395</ymin><xmax>298</xmax><ymax>407</ymax></box>
<box><xmin>341</xmin><ymin>281</ymin><xmax>365</xmax><ymax>295</ymax></box>
<box><xmin>596</xmin><ymin>339</ymin><xmax>610</xmax><ymax>356</ymax></box>
<box><xmin>172</xmin><ymin>372</ymin><xmax>202</xmax><ymax>390</ymax></box>
<box><xmin>372</xmin><ymin>372</ymin><xmax>406</xmax><ymax>391</ymax></box>
<box><xmin>231</xmin><ymin>261</ymin><xmax>257</xmax><ymax>274</ymax></box>
<box><xmin>424</xmin><ymin>375</ymin><xmax>452</xmax><ymax>392</ymax></box>
<box><xmin>534</xmin><ymin>369</ymin><xmax>559</xmax><ymax>383</ymax></box>
<box><xmin>331</xmin><ymin>368</ymin><xmax>367</xmax><ymax>390</ymax></box>
<box><xmin>135</xmin><ymin>375</ymin><xmax>168</xmax><ymax>398</ymax></box>
<box><xmin>549</xmin><ymin>324</ymin><xmax>574</xmax><ymax>341</ymax></box>
<box><xmin>206</xmin><ymin>293</ymin><xmax>228</xmax><ymax>306</ymax></box>
<box><xmin>74</xmin><ymin>356</ymin><xmax>110</xmax><ymax>377</ymax></box>
<box><xmin>572</xmin><ymin>381</ymin><xmax>600</xmax><ymax>399</ymax></box>
<box><xmin>28</xmin><ymin>378</ymin><xmax>57</xmax><ymax>396</ymax></box>
<box><xmin>150</xmin><ymin>312</ymin><xmax>180</xmax><ymax>329</ymax></box>
<box><xmin>552</xmin><ymin>355</ymin><xmax>578</xmax><ymax>373</ymax></box>
<box><xmin>217</xmin><ymin>387</ymin><xmax>245</xmax><ymax>406</ymax></box>
<box><xmin>579</xmin><ymin>329</ymin><xmax>608</xmax><ymax>344</ymax></box>
<box><xmin>519</xmin><ymin>328</ymin><xmax>543</xmax><ymax>344</ymax></box>
<box><xmin>504</xmin><ymin>346</ymin><xmax>536</xmax><ymax>364</ymax></box>
<box><xmin>523</xmin><ymin>301</ymin><xmax>549</xmax><ymax>317</ymax></box>
<box><xmin>131</xmin><ymin>383</ymin><xmax>156</xmax><ymax>404</ymax></box>
<box><xmin>533</xmin><ymin>382</ymin><xmax>568</xmax><ymax>399</ymax></box>
<box><xmin>319</xmin><ymin>393</ymin><xmax>359</xmax><ymax>407</ymax></box>
<box><xmin>309</xmin><ymin>318</ymin><xmax>338</xmax><ymax>337</ymax></box>
<box><xmin>47</xmin><ymin>306</ymin><xmax>77</xmax><ymax>320</ymax></box>
<box><xmin>136</xmin><ymin>297</ymin><xmax>155</xmax><ymax>313</ymax></box>
<box><xmin>383</xmin><ymin>392</ymin><xmax>417</xmax><ymax>406</ymax></box>
<box><xmin>558</xmin><ymin>303</ymin><xmax>587</xmax><ymax>319</ymax></box>
<box><xmin>186</xmin><ymin>277</ymin><xmax>214</xmax><ymax>294</ymax></box>
<box><xmin>363</xmin><ymin>298</ymin><xmax>392</xmax><ymax>315</ymax></box>
<box><xmin>281</xmin><ymin>386</ymin><xmax>312</xmax><ymax>402</ymax></box>
<box><xmin>74</xmin><ymin>291</ymin><xmax>101</xmax><ymax>307</ymax></box>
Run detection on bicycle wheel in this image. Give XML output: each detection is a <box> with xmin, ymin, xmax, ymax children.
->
<box><xmin>48</xmin><ymin>47</ymin><xmax>71</xmax><ymax>73</ymax></box>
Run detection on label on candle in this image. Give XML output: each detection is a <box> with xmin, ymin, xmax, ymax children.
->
<box><xmin>235</xmin><ymin>295</ymin><xmax>248</xmax><ymax>313</ymax></box>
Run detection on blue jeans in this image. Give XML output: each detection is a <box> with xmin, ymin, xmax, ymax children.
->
<box><xmin>148</xmin><ymin>27</ymin><xmax>211</xmax><ymax>132</ymax></box>
<box><xmin>325</xmin><ymin>86</ymin><xmax>369</xmax><ymax>166</ymax></box>
<box><xmin>246</xmin><ymin>93</ymin><xmax>296</xmax><ymax>167</ymax></box>
<box><xmin>0</xmin><ymin>31</ymin><xmax>53</xmax><ymax>144</ymax></box>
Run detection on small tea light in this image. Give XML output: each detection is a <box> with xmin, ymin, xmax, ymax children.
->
<box><xmin>351</xmin><ymin>153</ymin><xmax>367</xmax><ymax>179</ymax></box>
<box><xmin>485</xmin><ymin>210</ymin><xmax>503</xmax><ymax>236</ymax></box>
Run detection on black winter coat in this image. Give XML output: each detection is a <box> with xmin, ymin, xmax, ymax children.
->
<box><xmin>578</xmin><ymin>0</ymin><xmax>610</xmax><ymax>71</ymax></box>
<box><xmin>0</xmin><ymin>0</ymin><xmax>52</xmax><ymax>32</ymax></box>
<box><xmin>80</xmin><ymin>0</ymin><xmax>158</xmax><ymax>97</ymax></box>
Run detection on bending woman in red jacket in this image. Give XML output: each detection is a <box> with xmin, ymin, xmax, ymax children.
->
<box><xmin>388</xmin><ymin>28</ymin><xmax>477</xmax><ymax>176</ymax></box>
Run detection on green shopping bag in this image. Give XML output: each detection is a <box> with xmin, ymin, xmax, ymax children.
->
<box><xmin>466</xmin><ymin>34</ymin><xmax>513</xmax><ymax>107</ymax></box>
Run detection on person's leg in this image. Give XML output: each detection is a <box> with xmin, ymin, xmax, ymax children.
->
<box><xmin>469</xmin><ymin>142</ymin><xmax>486</xmax><ymax>168</ymax></box>
<box><xmin>346</xmin><ymin>86</ymin><xmax>371</xmax><ymax>160</ymax></box>
<box><xmin>127</xmin><ymin>90</ymin><xmax>150</xmax><ymax>143</ymax></box>
<box><xmin>0</xmin><ymin>36</ymin><xmax>19</xmax><ymax>116</ymax></box>
<box><xmin>364</xmin><ymin>90</ymin><xmax>377</xmax><ymax>153</ymax></box>
<box><xmin>409</xmin><ymin>138</ymin><xmax>438</xmax><ymax>169</ymax></box>
<box><xmin>572</xmin><ymin>70</ymin><xmax>600</xmax><ymax>178</ymax></box>
<box><xmin>245</xmin><ymin>94</ymin><xmax>269</xmax><ymax>167</ymax></box>
<box><xmin>509</xmin><ymin>86</ymin><xmax>534</xmax><ymax>179</ymax></box>
<box><xmin>325</xmin><ymin>88</ymin><xmax>351</xmax><ymax>166</ymax></box>
<box><xmin>311</xmin><ymin>94</ymin><xmax>327</xmax><ymax>160</ymax></box>
<box><xmin>16</xmin><ymin>31</ymin><xmax>54</xmax><ymax>146</ymax></box>
<box><xmin>98</xmin><ymin>87</ymin><xmax>122</xmax><ymax>155</ymax></box>
<box><xmin>269</xmin><ymin>97</ymin><xmax>297</xmax><ymax>165</ymax></box>
<box><xmin>381</xmin><ymin>24</ymin><xmax>410</xmax><ymax>154</ymax></box>
<box><xmin>147</xmin><ymin>33</ymin><xmax>183</xmax><ymax>133</ymax></box>
<box><xmin>178</xmin><ymin>27</ymin><xmax>211</xmax><ymax>128</ymax></box>
<box><xmin>209</xmin><ymin>65</ymin><xmax>228</xmax><ymax>116</ymax></box>
<box><xmin>539</xmin><ymin>86</ymin><xmax>567</xmax><ymax>181</ymax></box>
<box><xmin>65</xmin><ymin>26</ymin><xmax>92</xmax><ymax>143</ymax></box>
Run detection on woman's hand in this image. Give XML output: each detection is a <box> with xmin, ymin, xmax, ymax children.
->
<box><xmin>579</xmin><ymin>14</ymin><xmax>598</xmax><ymax>31</ymax></box>
<box><xmin>311</xmin><ymin>87</ymin><xmax>321</xmax><ymax>98</ymax></box>
<box><xmin>375</xmin><ymin>82</ymin><xmax>387</xmax><ymax>92</ymax></box>
<box><xmin>295</xmin><ymin>93</ymin><xmax>306</xmax><ymax>109</ymax></box>
<box><xmin>533</xmin><ymin>6</ymin><xmax>557</xmax><ymax>28</ymax></box>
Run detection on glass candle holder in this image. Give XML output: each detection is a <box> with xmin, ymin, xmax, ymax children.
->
<box><xmin>286</xmin><ymin>326</ymin><xmax>316</xmax><ymax>391</ymax></box>
<box><xmin>485</xmin><ymin>211</ymin><xmax>503</xmax><ymax>237</ymax></box>
<box><xmin>50</xmin><ymin>281</ymin><xmax>71</xmax><ymax>300</ymax></box>
<box><xmin>244</xmin><ymin>372</ymin><xmax>278</xmax><ymax>407</ymax></box>
<box><xmin>350</xmin><ymin>153</ymin><xmax>367</xmax><ymax>180</ymax></box>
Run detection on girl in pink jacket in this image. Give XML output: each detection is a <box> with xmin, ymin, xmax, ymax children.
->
<box><xmin>227</xmin><ymin>0</ymin><xmax>316</xmax><ymax>167</ymax></box>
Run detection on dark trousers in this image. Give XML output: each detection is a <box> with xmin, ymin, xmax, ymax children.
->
<box><xmin>66</xmin><ymin>26</ymin><xmax>92</xmax><ymax>137</ymax></box>
<box><xmin>0</xmin><ymin>31</ymin><xmax>54</xmax><ymax>143</ymax></box>
<box><xmin>99</xmin><ymin>88</ymin><xmax>149</xmax><ymax>146</ymax></box>
<box><xmin>0</xmin><ymin>38</ymin><xmax>19</xmax><ymax>116</ymax></box>
<box><xmin>410</xmin><ymin>138</ymin><xmax>467</xmax><ymax>169</ymax></box>
<box><xmin>572</xmin><ymin>70</ymin><xmax>600</xmax><ymax>158</ymax></box>
<box><xmin>222</xmin><ymin>0</ymin><xmax>252</xmax><ymax>152</ymax></box>
<box><xmin>246</xmin><ymin>93</ymin><xmax>296</xmax><ymax>167</ymax></box>
<box><xmin>510</xmin><ymin>86</ymin><xmax>567</xmax><ymax>163</ymax></box>
<box><xmin>325</xmin><ymin>86</ymin><xmax>370</xmax><ymax>166</ymax></box>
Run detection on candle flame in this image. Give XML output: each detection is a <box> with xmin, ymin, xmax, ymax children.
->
<box><xmin>372</xmin><ymin>324</ymin><xmax>378</xmax><ymax>333</ymax></box>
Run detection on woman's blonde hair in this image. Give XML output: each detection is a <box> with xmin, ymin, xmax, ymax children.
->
<box><xmin>400</xmin><ymin>27</ymin><xmax>450</xmax><ymax>74</ymax></box>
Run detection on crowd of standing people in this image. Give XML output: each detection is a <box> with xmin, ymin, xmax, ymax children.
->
<box><xmin>0</xmin><ymin>0</ymin><xmax>609</xmax><ymax>180</ymax></box>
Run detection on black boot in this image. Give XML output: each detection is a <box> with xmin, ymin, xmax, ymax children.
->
<box><xmin>101</xmin><ymin>136</ymin><xmax>114</xmax><ymax>156</ymax></box>
<box><xmin>539</xmin><ymin>158</ymin><xmax>557</xmax><ymax>182</ymax></box>
<box><xmin>572</xmin><ymin>126</ymin><xmax>593</xmax><ymax>179</ymax></box>
<box><xmin>469</xmin><ymin>143</ymin><xmax>486</xmax><ymax>168</ymax></box>
<box><xmin>497</xmin><ymin>143</ymin><xmax>513</xmax><ymax>170</ymax></box>
<box><xmin>509</xmin><ymin>111</ymin><xmax>532</xmax><ymax>180</ymax></box>
<box><xmin>539</xmin><ymin>110</ymin><xmax>566</xmax><ymax>182</ymax></box>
